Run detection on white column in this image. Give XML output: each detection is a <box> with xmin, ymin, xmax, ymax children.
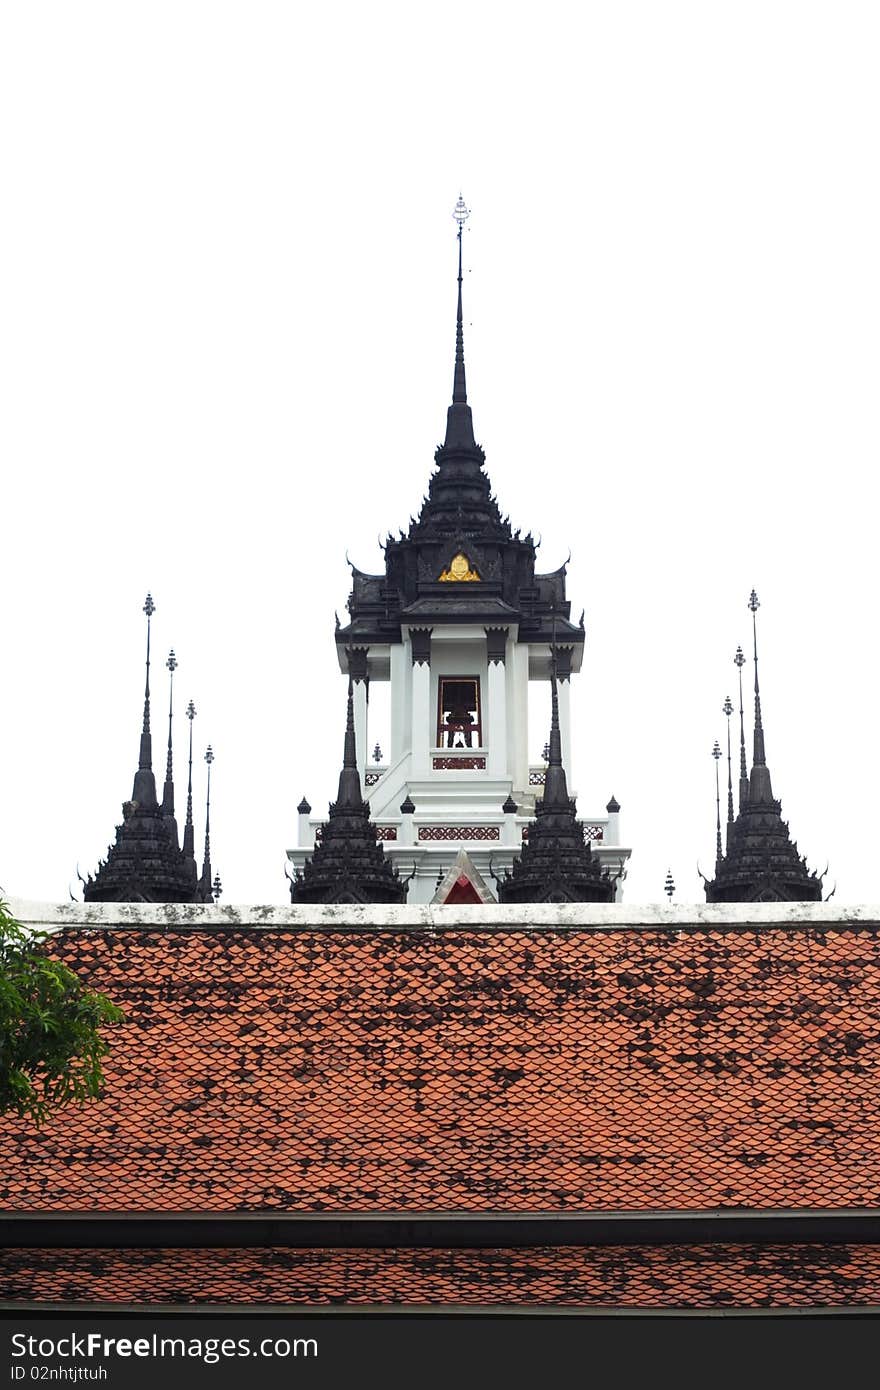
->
<box><xmin>488</xmin><ymin>658</ymin><xmax>507</xmax><ymax>777</ymax></box>
<box><xmin>353</xmin><ymin>679</ymin><xmax>368</xmax><ymax>785</ymax></box>
<box><xmin>502</xmin><ymin>796</ymin><xmax>518</xmax><ymax>848</ymax></box>
<box><xmin>390</xmin><ymin>642</ymin><xmax>410</xmax><ymax>761</ymax></box>
<box><xmin>297</xmin><ymin>799</ymin><xmax>313</xmax><ymax>848</ymax></box>
<box><xmin>558</xmin><ymin>678</ymin><xmax>572</xmax><ymax>780</ymax></box>
<box><xmin>411</xmin><ymin>647</ymin><xmax>431</xmax><ymax>778</ymax></box>
<box><xmin>399</xmin><ymin>796</ymin><xmax>415</xmax><ymax>846</ymax></box>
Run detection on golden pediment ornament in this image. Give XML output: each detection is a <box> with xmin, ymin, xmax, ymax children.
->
<box><xmin>439</xmin><ymin>552</ymin><xmax>481</xmax><ymax>583</ymax></box>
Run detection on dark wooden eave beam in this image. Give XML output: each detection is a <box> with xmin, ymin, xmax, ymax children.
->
<box><xmin>3</xmin><ymin>1209</ymin><xmax>880</xmax><ymax>1249</ymax></box>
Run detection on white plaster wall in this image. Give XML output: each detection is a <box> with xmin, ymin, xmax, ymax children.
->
<box><xmin>11</xmin><ymin>897</ymin><xmax>877</xmax><ymax>933</ymax></box>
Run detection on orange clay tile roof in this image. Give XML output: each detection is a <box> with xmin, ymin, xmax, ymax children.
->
<box><xmin>2</xmin><ymin>924</ymin><xmax>880</xmax><ymax>1213</ymax></box>
<box><xmin>3</xmin><ymin>1244</ymin><xmax>880</xmax><ymax>1308</ymax></box>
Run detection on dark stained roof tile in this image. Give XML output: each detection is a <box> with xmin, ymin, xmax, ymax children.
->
<box><xmin>2</xmin><ymin>926</ymin><xmax>880</xmax><ymax>1212</ymax></box>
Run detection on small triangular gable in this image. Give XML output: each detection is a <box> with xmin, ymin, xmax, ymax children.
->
<box><xmin>431</xmin><ymin>848</ymin><xmax>496</xmax><ymax>905</ymax></box>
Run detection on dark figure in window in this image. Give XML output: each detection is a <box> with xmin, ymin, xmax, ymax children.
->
<box><xmin>445</xmin><ymin>703</ymin><xmax>475</xmax><ymax>748</ymax></box>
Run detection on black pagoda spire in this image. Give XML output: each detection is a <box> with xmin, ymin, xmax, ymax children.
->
<box><xmin>84</xmin><ymin>596</ymin><xmax>206</xmax><ymax>904</ymax></box>
<box><xmin>161</xmin><ymin>649</ymin><xmax>178</xmax><ymax>846</ymax></box>
<box><xmin>734</xmin><ymin>644</ymin><xmax>749</xmax><ymax>812</ymax></box>
<box><xmin>182</xmin><ymin>699</ymin><xmax>197</xmax><ymax>876</ymax></box>
<box><xmin>290</xmin><ymin>677</ymin><xmax>407</xmax><ymax>904</ymax></box>
<box><xmin>132</xmin><ymin>593</ymin><xmax>158</xmax><ymax>810</ymax></box>
<box><xmin>705</xmin><ymin>591</ymin><xmax>822</xmax><ymax>904</ymax></box>
<box><xmin>444</xmin><ymin>195</ymin><xmax>476</xmax><ymax>451</ymax></box>
<box><xmin>723</xmin><ymin>694</ymin><xmax>735</xmax><ymax>849</ymax></box>
<box><xmin>712</xmin><ymin>739</ymin><xmax>723</xmax><ymax>870</ymax></box>
<box><xmin>338</xmin><ymin>198</ymin><xmax>583</xmax><ymax>665</ymax></box>
<box><xmin>198</xmin><ymin>745</ymin><xmax>215</xmax><ymax>902</ymax></box>
<box><xmin>499</xmin><ymin>641</ymin><xmax>614</xmax><ymax>904</ymax></box>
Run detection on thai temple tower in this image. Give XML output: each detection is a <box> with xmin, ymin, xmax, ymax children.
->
<box><xmin>287</xmin><ymin>201</ymin><xmax>631</xmax><ymax>903</ymax></box>
<box><xmin>705</xmin><ymin>591</ymin><xmax>822</xmax><ymax>903</ymax></box>
<box><xmin>83</xmin><ymin>594</ymin><xmax>218</xmax><ymax>904</ymax></box>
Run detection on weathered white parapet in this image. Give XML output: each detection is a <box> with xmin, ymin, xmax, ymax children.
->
<box><xmin>9</xmin><ymin>897</ymin><xmax>880</xmax><ymax>934</ymax></box>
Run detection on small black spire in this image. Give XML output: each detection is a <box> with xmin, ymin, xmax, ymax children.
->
<box><xmin>705</xmin><ymin>593</ymin><xmax>821</xmax><ymax>904</ymax></box>
<box><xmin>132</xmin><ymin>594</ymin><xmax>158</xmax><ymax>810</ymax></box>
<box><xmin>161</xmin><ymin>650</ymin><xmax>177</xmax><ymax>830</ymax></box>
<box><xmin>84</xmin><ymin>603</ymin><xmax>211</xmax><ymax>905</ymax></box>
<box><xmin>734</xmin><ymin>645</ymin><xmax>749</xmax><ymax>812</ymax></box>
<box><xmin>182</xmin><ymin>700</ymin><xmax>196</xmax><ymax>870</ymax></box>
<box><xmin>290</xmin><ymin>681</ymin><xmax>407</xmax><ymax>905</ymax></box>
<box><xmin>297</xmin><ymin>796</ymin><xmax>312</xmax><ymax>815</ymax></box>
<box><xmin>498</xmin><ymin>634</ymin><xmax>613</xmax><ymax>905</ymax></box>
<box><xmin>542</xmin><ymin>649</ymin><xmax>569</xmax><ymax>807</ymax></box>
<box><xmin>712</xmin><ymin>739</ymin><xmax>723</xmax><ymax>869</ymax></box>
<box><xmin>723</xmin><ymin>695</ymin><xmax>735</xmax><ymax>847</ymax></box>
<box><xmin>748</xmin><ymin>589</ymin><xmax>774</xmax><ymax>804</ymax></box>
<box><xmin>336</xmin><ymin>675</ymin><xmax>363</xmax><ymax>809</ymax></box>
<box><xmin>444</xmin><ymin>196</ymin><xmax>476</xmax><ymax>450</ymax></box>
<box><xmin>198</xmin><ymin>744</ymin><xmax>214</xmax><ymax>902</ymax></box>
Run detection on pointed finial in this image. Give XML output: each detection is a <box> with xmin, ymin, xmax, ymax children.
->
<box><xmin>199</xmin><ymin>744</ymin><xmax>214</xmax><ymax>899</ymax></box>
<box><xmin>712</xmin><ymin>739</ymin><xmax>723</xmax><ymax>867</ymax></box>
<box><xmin>748</xmin><ymin>589</ymin><xmax>774</xmax><ymax>803</ymax></box>
<box><xmin>722</xmin><ymin>694</ymin><xmax>735</xmax><ymax>842</ymax></box>
<box><xmin>444</xmin><ymin>196</ymin><xmax>476</xmax><ymax>449</ymax></box>
<box><xmin>734</xmin><ymin>644</ymin><xmax>749</xmax><ymax>812</ymax></box>
<box><xmin>373</xmin><ymin>742</ymin><xmax>383</xmax><ymax>764</ymax></box>
<box><xmin>182</xmin><ymin>699</ymin><xmax>197</xmax><ymax>864</ymax></box>
<box><xmin>212</xmin><ymin>872</ymin><xmax>222</xmax><ymax>901</ymax></box>
<box><xmin>335</xmin><ymin>668</ymin><xmax>364</xmax><ymax>809</ymax></box>
<box><xmin>664</xmin><ymin>869</ymin><xmax>675</xmax><ymax>903</ymax></box>
<box><xmin>542</xmin><ymin>615</ymin><xmax>570</xmax><ymax>808</ymax></box>
<box><xmin>132</xmin><ymin>593</ymin><xmax>158</xmax><ymax>809</ymax></box>
<box><xmin>453</xmin><ymin>195</ymin><xmax>469</xmax><ymax>407</ymax></box>
<box><xmin>162</xmin><ymin>649</ymin><xmax>177</xmax><ymax>820</ymax></box>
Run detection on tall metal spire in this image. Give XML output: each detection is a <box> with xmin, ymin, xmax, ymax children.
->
<box><xmin>723</xmin><ymin>695</ymin><xmax>734</xmax><ymax>847</ymax></box>
<box><xmin>182</xmin><ymin>699</ymin><xmax>196</xmax><ymax>865</ymax></box>
<box><xmin>712</xmin><ymin>739</ymin><xmax>723</xmax><ymax>869</ymax></box>
<box><xmin>452</xmin><ymin>194</ymin><xmax>468</xmax><ymax>406</ymax></box>
<box><xmin>199</xmin><ymin>744</ymin><xmax>214</xmax><ymax>899</ymax></box>
<box><xmin>444</xmin><ymin>196</ymin><xmax>476</xmax><ymax>450</ymax></box>
<box><xmin>734</xmin><ymin>645</ymin><xmax>749</xmax><ymax>812</ymax></box>
<box><xmin>543</xmin><ymin>641</ymin><xmax>569</xmax><ymax>808</ymax></box>
<box><xmin>162</xmin><ymin>649</ymin><xmax>177</xmax><ymax>821</ymax></box>
<box><xmin>132</xmin><ymin>594</ymin><xmax>158</xmax><ymax>809</ymax></box>
<box><xmin>748</xmin><ymin>589</ymin><xmax>774</xmax><ymax>803</ymax></box>
<box><xmin>336</xmin><ymin>673</ymin><xmax>364</xmax><ymax>810</ymax></box>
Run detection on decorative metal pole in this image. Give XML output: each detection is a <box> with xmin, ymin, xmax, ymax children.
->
<box><xmin>712</xmin><ymin>740</ymin><xmax>723</xmax><ymax>868</ymax></box>
<box><xmin>182</xmin><ymin>700</ymin><xmax>196</xmax><ymax>863</ymax></box>
<box><xmin>163</xmin><ymin>649</ymin><xmax>177</xmax><ymax>816</ymax></box>
<box><xmin>212</xmin><ymin>873</ymin><xmax>222</xmax><ymax>902</ymax></box>
<box><xmin>749</xmin><ymin>589</ymin><xmax>766</xmax><ymax>765</ymax></box>
<box><xmin>723</xmin><ymin>695</ymin><xmax>734</xmax><ymax>846</ymax></box>
<box><xmin>141</xmin><ymin>594</ymin><xmax>155</xmax><ymax>756</ymax></box>
<box><xmin>734</xmin><ymin>645</ymin><xmax>748</xmax><ymax>811</ymax></box>
<box><xmin>664</xmin><ymin>869</ymin><xmax>675</xmax><ymax>903</ymax></box>
<box><xmin>452</xmin><ymin>195</ymin><xmax>470</xmax><ymax>405</ymax></box>
<box><xmin>201</xmin><ymin>744</ymin><xmax>214</xmax><ymax>898</ymax></box>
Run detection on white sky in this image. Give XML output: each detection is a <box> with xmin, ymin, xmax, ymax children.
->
<box><xmin>2</xmin><ymin>2</ymin><xmax>878</xmax><ymax>906</ymax></box>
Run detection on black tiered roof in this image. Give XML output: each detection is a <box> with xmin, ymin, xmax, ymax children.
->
<box><xmin>705</xmin><ymin>594</ymin><xmax>822</xmax><ymax>904</ymax></box>
<box><xmin>289</xmin><ymin>681</ymin><xmax>407</xmax><ymax>905</ymax></box>
<box><xmin>336</xmin><ymin>212</ymin><xmax>584</xmax><ymax>653</ymax></box>
<box><xmin>498</xmin><ymin>659</ymin><xmax>614</xmax><ymax>905</ymax></box>
<box><xmin>84</xmin><ymin>597</ymin><xmax>210</xmax><ymax>904</ymax></box>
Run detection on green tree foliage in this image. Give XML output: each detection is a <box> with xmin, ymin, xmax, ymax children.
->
<box><xmin>0</xmin><ymin>900</ymin><xmax>123</xmax><ymax>1125</ymax></box>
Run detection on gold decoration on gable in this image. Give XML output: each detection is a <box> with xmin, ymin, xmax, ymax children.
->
<box><xmin>439</xmin><ymin>552</ymin><xmax>481</xmax><ymax>583</ymax></box>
